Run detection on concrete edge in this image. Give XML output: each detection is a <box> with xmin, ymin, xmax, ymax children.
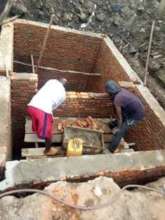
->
<box><xmin>0</xmin><ymin>150</ymin><xmax>165</xmax><ymax>191</ymax></box>
<box><xmin>0</xmin><ymin>77</ymin><xmax>11</xmax><ymax>160</ymax></box>
<box><xmin>14</xmin><ymin>19</ymin><xmax>104</xmax><ymax>39</ymax></box>
<box><xmin>103</xmin><ymin>36</ymin><xmax>142</xmax><ymax>83</ymax></box>
<box><xmin>0</xmin><ymin>23</ymin><xmax>13</xmax><ymax>73</ymax></box>
<box><xmin>11</xmin><ymin>73</ymin><xmax>38</xmax><ymax>80</ymax></box>
<box><xmin>136</xmin><ymin>84</ymin><xmax>165</xmax><ymax>127</ymax></box>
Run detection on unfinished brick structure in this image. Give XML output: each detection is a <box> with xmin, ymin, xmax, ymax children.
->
<box><xmin>0</xmin><ymin>19</ymin><xmax>165</xmax><ymax>160</ymax></box>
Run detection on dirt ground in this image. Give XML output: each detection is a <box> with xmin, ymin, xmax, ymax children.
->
<box><xmin>10</xmin><ymin>0</ymin><xmax>165</xmax><ymax>107</ymax></box>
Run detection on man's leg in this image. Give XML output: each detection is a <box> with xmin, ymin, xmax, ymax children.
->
<box><xmin>44</xmin><ymin>138</ymin><xmax>52</xmax><ymax>152</ymax></box>
<box><xmin>27</xmin><ymin>106</ymin><xmax>38</xmax><ymax>134</ymax></box>
<box><xmin>38</xmin><ymin>113</ymin><xmax>54</xmax><ymax>154</ymax></box>
<box><xmin>108</xmin><ymin>121</ymin><xmax>129</xmax><ymax>153</ymax></box>
<box><xmin>108</xmin><ymin>119</ymin><xmax>137</xmax><ymax>153</ymax></box>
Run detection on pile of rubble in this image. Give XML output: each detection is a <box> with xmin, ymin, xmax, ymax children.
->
<box><xmin>57</xmin><ymin>116</ymin><xmax>98</xmax><ymax>132</ymax></box>
<box><xmin>0</xmin><ymin>176</ymin><xmax>165</xmax><ymax>220</ymax></box>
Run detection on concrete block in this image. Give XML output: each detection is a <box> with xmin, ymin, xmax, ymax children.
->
<box><xmin>0</xmin><ymin>150</ymin><xmax>165</xmax><ymax>191</ymax></box>
<box><xmin>0</xmin><ymin>77</ymin><xmax>11</xmax><ymax>160</ymax></box>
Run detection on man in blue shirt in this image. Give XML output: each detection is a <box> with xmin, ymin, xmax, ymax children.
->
<box><xmin>105</xmin><ymin>80</ymin><xmax>145</xmax><ymax>153</ymax></box>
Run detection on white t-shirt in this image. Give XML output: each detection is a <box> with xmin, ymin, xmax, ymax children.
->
<box><xmin>28</xmin><ymin>79</ymin><xmax>66</xmax><ymax>114</ymax></box>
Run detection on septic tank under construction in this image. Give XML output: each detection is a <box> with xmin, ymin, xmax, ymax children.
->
<box><xmin>0</xmin><ymin>19</ymin><xmax>165</xmax><ymax>190</ymax></box>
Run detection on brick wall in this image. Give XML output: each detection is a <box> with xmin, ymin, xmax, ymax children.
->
<box><xmin>11</xmin><ymin>73</ymin><xmax>38</xmax><ymax>158</ymax></box>
<box><xmin>126</xmin><ymin>86</ymin><xmax>165</xmax><ymax>151</ymax></box>
<box><xmin>11</xmin><ymin>77</ymin><xmax>165</xmax><ymax>154</ymax></box>
<box><xmin>13</xmin><ymin>63</ymin><xmax>102</xmax><ymax>91</ymax></box>
<box><xmin>56</xmin><ymin>92</ymin><xmax>114</xmax><ymax>118</ymax></box>
<box><xmin>93</xmin><ymin>39</ymin><xmax>131</xmax><ymax>92</ymax></box>
<box><xmin>14</xmin><ymin>22</ymin><xmax>101</xmax><ymax>73</ymax></box>
<box><xmin>12</xmin><ymin>21</ymin><xmax>165</xmax><ymax>152</ymax></box>
<box><xmin>56</xmin><ymin>89</ymin><xmax>165</xmax><ymax>150</ymax></box>
<box><xmin>37</xmin><ymin>68</ymin><xmax>101</xmax><ymax>91</ymax></box>
<box><xmin>13</xmin><ymin>22</ymin><xmax>132</xmax><ymax>93</ymax></box>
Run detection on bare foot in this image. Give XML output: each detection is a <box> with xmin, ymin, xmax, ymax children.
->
<box><xmin>44</xmin><ymin>147</ymin><xmax>60</xmax><ymax>156</ymax></box>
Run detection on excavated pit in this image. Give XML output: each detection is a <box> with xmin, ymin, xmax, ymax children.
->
<box><xmin>10</xmin><ymin>19</ymin><xmax>165</xmax><ymax>159</ymax></box>
<box><xmin>0</xmin><ymin>19</ymin><xmax>165</xmax><ymax>186</ymax></box>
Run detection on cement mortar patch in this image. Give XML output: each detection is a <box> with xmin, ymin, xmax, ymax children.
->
<box><xmin>0</xmin><ymin>150</ymin><xmax>165</xmax><ymax>191</ymax></box>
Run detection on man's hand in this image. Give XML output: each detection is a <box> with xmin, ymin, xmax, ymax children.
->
<box><xmin>112</xmin><ymin>127</ymin><xmax>119</xmax><ymax>134</ymax></box>
<box><xmin>109</xmin><ymin>119</ymin><xmax>118</xmax><ymax>129</ymax></box>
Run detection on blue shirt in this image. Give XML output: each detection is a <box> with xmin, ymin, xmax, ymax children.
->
<box><xmin>114</xmin><ymin>89</ymin><xmax>144</xmax><ymax>120</ymax></box>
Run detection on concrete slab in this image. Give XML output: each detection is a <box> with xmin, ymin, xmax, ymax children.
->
<box><xmin>0</xmin><ymin>77</ymin><xmax>11</xmax><ymax>160</ymax></box>
<box><xmin>0</xmin><ymin>150</ymin><xmax>165</xmax><ymax>191</ymax></box>
<box><xmin>137</xmin><ymin>84</ymin><xmax>165</xmax><ymax>127</ymax></box>
<box><xmin>0</xmin><ymin>23</ymin><xmax>13</xmax><ymax>74</ymax></box>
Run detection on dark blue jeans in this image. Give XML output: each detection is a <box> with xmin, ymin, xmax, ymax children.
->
<box><xmin>109</xmin><ymin>119</ymin><xmax>138</xmax><ymax>153</ymax></box>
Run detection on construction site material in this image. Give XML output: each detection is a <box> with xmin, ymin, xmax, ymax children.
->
<box><xmin>63</xmin><ymin>127</ymin><xmax>104</xmax><ymax>154</ymax></box>
<box><xmin>0</xmin><ymin>150</ymin><xmax>165</xmax><ymax>191</ymax></box>
<box><xmin>0</xmin><ymin>18</ymin><xmax>164</xmax><ymax>166</ymax></box>
<box><xmin>22</xmin><ymin>147</ymin><xmax>64</xmax><ymax>159</ymax></box>
<box><xmin>24</xmin><ymin>117</ymin><xmax>112</xmax><ymax>147</ymax></box>
<box><xmin>0</xmin><ymin>23</ymin><xmax>13</xmax><ymax>75</ymax></box>
<box><xmin>24</xmin><ymin>133</ymin><xmax>62</xmax><ymax>143</ymax></box>
<box><xmin>0</xmin><ymin>77</ymin><xmax>11</xmax><ymax>160</ymax></box>
<box><xmin>0</xmin><ymin>177</ymin><xmax>165</xmax><ymax>220</ymax></box>
<box><xmin>26</xmin><ymin>117</ymin><xmax>112</xmax><ymax>134</ymax></box>
<box><xmin>9</xmin><ymin>20</ymin><xmax>165</xmax><ymax>159</ymax></box>
<box><xmin>0</xmin><ymin>183</ymin><xmax>164</xmax><ymax>212</ymax></box>
<box><xmin>67</xmin><ymin>138</ymin><xmax>83</xmax><ymax>156</ymax></box>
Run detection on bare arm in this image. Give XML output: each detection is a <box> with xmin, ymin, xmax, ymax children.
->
<box><xmin>115</xmin><ymin>104</ymin><xmax>123</xmax><ymax>128</ymax></box>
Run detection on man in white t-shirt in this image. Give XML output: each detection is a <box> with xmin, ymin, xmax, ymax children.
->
<box><xmin>27</xmin><ymin>78</ymin><xmax>67</xmax><ymax>155</ymax></box>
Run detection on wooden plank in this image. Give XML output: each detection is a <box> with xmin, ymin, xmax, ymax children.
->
<box><xmin>118</xmin><ymin>81</ymin><xmax>136</xmax><ymax>88</ymax></box>
<box><xmin>22</xmin><ymin>147</ymin><xmax>62</xmax><ymax>157</ymax></box>
<box><xmin>104</xmin><ymin>134</ymin><xmax>113</xmax><ymax>143</ymax></box>
<box><xmin>24</xmin><ymin>134</ymin><xmax>63</xmax><ymax>143</ymax></box>
<box><xmin>22</xmin><ymin>147</ymin><xmax>46</xmax><ymax>157</ymax></box>
<box><xmin>22</xmin><ymin>146</ymin><xmax>101</xmax><ymax>158</ymax></box>
<box><xmin>24</xmin><ymin>133</ymin><xmax>112</xmax><ymax>144</ymax></box>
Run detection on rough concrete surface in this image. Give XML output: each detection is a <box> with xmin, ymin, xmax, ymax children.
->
<box><xmin>0</xmin><ymin>177</ymin><xmax>165</xmax><ymax>220</ymax></box>
<box><xmin>0</xmin><ymin>76</ymin><xmax>11</xmax><ymax>159</ymax></box>
<box><xmin>0</xmin><ymin>150</ymin><xmax>165</xmax><ymax>191</ymax></box>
